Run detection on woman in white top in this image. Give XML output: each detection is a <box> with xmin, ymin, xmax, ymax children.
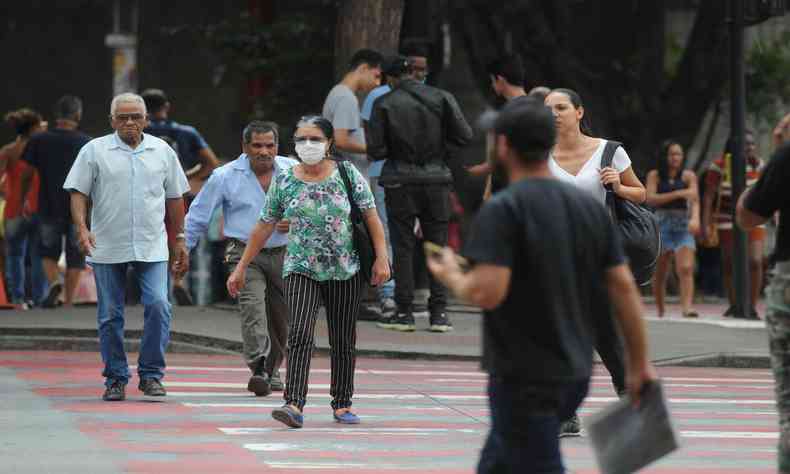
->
<box><xmin>544</xmin><ymin>88</ymin><xmax>645</xmax><ymax>437</ymax></box>
<box><xmin>545</xmin><ymin>88</ymin><xmax>646</xmax><ymax>205</ymax></box>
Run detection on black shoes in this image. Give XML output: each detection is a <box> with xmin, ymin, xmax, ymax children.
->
<box><xmin>429</xmin><ymin>312</ymin><xmax>453</xmax><ymax>333</ymax></box>
<box><xmin>139</xmin><ymin>378</ymin><xmax>167</xmax><ymax>397</ymax></box>
<box><xmin>270</xmin><ymin>371</ymin><xmax>284</xmax><ymax>391</ymax></box>
<box><xmin>248</xmin><ymin>358</ymin><xmax>272</xmax><ymax>396</ymax></box>
<box><xmin>42</xmin><ymin>282</ymin><xmax>63</xmax><ymax>308</ymax></box>
<box><xmin>102</xmin><ymin>381</ymin><xmax>126</xmax><ymax>401</ymax></box>
<box><xmin>377</xmin><ymin>312</ymin><xmax>416</xmax><ymax>332</ymax></box>
<box><xmin>559</xmin><ymin>414</ymin><xmax>582</xmax><ymax>438</ymax></box>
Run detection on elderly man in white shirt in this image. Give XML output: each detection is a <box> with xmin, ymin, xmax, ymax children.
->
<box><xmin>63</xmin><ymin>93</ymin><xmax>189</xmax><ymax>402</ymax></box>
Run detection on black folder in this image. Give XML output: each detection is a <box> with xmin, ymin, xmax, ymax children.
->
<box><xmin>587</xmin><ymin>381</ymin><xmax>679</xmax><ymax>474</ymax></box>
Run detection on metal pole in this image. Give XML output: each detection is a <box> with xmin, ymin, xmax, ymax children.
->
<box><xmin>729</xmin><ymin>0</ymin><xmax>751</xmax><ymax>318</ymax></box>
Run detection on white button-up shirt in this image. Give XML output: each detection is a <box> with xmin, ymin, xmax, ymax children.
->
<box><xmin>63</xmin><ymin>132</ymin><xmax>189</xmax><ymax>264</ymax></box>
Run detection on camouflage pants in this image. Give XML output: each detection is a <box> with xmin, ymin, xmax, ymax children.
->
<box><xmin>766</xmin><ymin>261</ymin><xmax>790</xmax><ymax>474</ymax></box>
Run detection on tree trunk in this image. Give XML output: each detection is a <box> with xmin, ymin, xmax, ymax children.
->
<box><xmin>334</xmin><ymin>0</ymin><xmax>405</xmax><ymax>79</ymax></box>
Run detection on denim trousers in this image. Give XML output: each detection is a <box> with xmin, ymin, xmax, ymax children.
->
<box><xmin>370</xmin><ymin>177</ymin><xmax>394</xmax><ymax>300</ymax></box>
<box><xmin>4</xmin><ymin>215</ymin><xmax>48</xmax><ymax>304</ymax></box>
<box><xmin>477</xmin><ymin>376</ymin><xmax>590</xmax><ymax>474</ymax></box>
<box><xmin>93</xmin><ymin>261</ymin><xmax>171</xmax><ymax>387</ymax></box>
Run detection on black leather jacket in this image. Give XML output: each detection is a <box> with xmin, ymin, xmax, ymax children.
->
<box><xmin>367</xmin><ymin>80</ymin><xmax>473</xmax><ymax>185</ymax></box>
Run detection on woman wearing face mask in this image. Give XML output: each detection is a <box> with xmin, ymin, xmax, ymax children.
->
<box><xmin>646</xmin><ymin>141</ymin><xmax>701</xmax><ymax>318</ymax></box>
<box><xmin>544</xmin><ymin>88</ymin><xmax>646</xmax><ymax>438</ymax></box>
<box><xmin>227</xmin><ymin>115</ymin><xmax>390</xmax><ymax>428</ymax></box>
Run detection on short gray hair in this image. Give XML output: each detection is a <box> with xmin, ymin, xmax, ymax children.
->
<box><xmin>110</xmin><ymin>93</ymin><xmax>147</xmax><ymax>116</ymax></box>
<box><xmin>243</xmin><ymin>120</ymin><xmax>279</xmax><ymax>144</ymax></box>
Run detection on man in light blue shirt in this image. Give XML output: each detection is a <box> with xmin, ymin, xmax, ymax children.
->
<box><xmin>64</xmin><ymin>93</ymin><xmax>190</xmax><ymax>402</ymax></box>
<box><xmin>185</xmin><ymin>121</ymin><xmax>296</xmax><ymax>396</ymax></box>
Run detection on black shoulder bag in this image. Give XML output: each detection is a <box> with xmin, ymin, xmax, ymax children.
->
<box><xmin>337</xmin><ymin>161</ymin><xmax>378</xmax><ymax>286</ymax></box>
<box><xmin>601</xmin><ymin>141</ymin><xmax>661</xmax><ymax>286</ymax></box>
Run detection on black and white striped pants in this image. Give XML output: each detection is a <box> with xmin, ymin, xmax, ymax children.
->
<box><xmin>284</xmin><ymin>272</ymin><xmax>363</xmax><ymax>411</ymax></box>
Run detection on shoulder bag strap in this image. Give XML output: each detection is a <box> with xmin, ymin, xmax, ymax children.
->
<box><xmin>600</xmin><ymin>140</ymin><xmax>623</xmax><ymax>222</ymax></box>
<box><xmin>337</xmin><ymin>161</ymin><xmax>363</xmax><ymax>222</ymax></box>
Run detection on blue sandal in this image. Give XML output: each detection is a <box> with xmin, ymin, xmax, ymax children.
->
<box><xmin>272</xmin><ymin>405</ymin><xmax>304</xmax><ymax>428</ymax></box>
<box><xmin>333</xmin><ymin>410</ymin><xmax>360</xmax><ymax>424</ymax></box>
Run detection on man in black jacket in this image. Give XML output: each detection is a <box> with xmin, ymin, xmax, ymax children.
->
<box><xmin>367</xmin><ymin>55</ymin><xmax>473</xmax><ymax>332</ymax></box>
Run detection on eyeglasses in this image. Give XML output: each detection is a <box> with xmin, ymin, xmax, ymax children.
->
<box><xmin>293</xmin><ymin>137</ymin><xmax>326</xmax><ymax>144</ymax></box>
<box><xmin>112</xmin><ymin>113</ymin><xmax>146</xmax><ymax>122</ymax></box>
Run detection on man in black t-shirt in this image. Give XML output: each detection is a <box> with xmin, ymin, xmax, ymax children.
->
<box><xmin>737</xmin><ymin>113</ymin><xmax>790</xmax><ymax>474</ymax></box>
<box><xmin>21</xmin><ymin>95</ymin><xmax>91</xmax><ymax>308</ymax></box>
<box><xmin>427</xmin><ymin>99</ymin><xmax>656</xmax><ymax>473</ymax></box>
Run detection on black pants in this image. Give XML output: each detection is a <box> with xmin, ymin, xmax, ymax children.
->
<box><xmin>595</xmin><ymin>315</ymin><xmax>627</xmax><ymax>395</ymax></box>
<box><xmin>283</xmin><ymin>273</ymin><xmax>363</xmax><ymax>411</ymax></box>
<box><xmin>385</xmin><ymin>184</ymin><xmax>450</xmax><ymax>313</ymax></box>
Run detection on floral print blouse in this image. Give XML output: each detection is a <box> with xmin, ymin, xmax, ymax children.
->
<box><xmin>260</xmin><ymin>160</ymin><xmax>375</xmax><ymax>281</ymax></box>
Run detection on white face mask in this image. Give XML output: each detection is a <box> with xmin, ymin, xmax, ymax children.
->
<box><xmin>295</xmin><ymin>140</ymin><xmax>326</xmax><ymax>165</ymax></box>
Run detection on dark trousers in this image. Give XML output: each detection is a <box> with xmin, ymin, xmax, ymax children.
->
<box><xmin>385</xmin><ymin>184</ymin><xmax>450</xmax><ymax>313</ymax></box>
<box><xmin>477</xmin><ymin>376</ymin><xmax>590</xmax><ymax>474</ymax></box>
<box><xmin>283</xmin><ymin>273</ymin><xmax>363</xmax><ymax>411</ymax></box>
<box><xmin>595</xmin><ymin>315</ymin><xmax>627</xmax><ymax>395</ymax></box>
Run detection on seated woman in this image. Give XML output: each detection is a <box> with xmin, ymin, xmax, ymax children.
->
<box><xmin>227</xmin><ymin>115</ymin><xmax>390</xmax><ymax>428</ymax></box>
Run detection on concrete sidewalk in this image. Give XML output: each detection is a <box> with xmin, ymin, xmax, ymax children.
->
<box><xmin>0</xmin><ymin>298</ymin><xmax>770</xmax><ymax>366</ymax></box>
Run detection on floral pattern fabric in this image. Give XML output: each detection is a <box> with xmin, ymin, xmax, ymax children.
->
<box><xmin>260</xmin><ymin>160</ymin><xmax>375</xmax><ymax>281</ymax></box>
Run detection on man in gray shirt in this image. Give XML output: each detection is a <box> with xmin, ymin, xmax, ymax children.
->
<box><xmin>63</xmin><ymin>93</ymin><xmax>189</xmax><ymax>402</ymax></box>
<box><xmin>322</xmin><ymin>49</ymin><xmax>383</xmax><ymax>178</ymax></box>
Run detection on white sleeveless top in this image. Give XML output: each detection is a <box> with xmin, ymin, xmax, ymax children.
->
<box><xmin>548</xmin><ymin>139</ymin><xmax>632</xmax><ymax>205</ymax></box>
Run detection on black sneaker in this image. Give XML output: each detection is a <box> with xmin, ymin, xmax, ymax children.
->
<box><xmin>559</xmin><ymin>414</ymin><xmax>582</xmax><ymax>438</ymax></box>
<box><xmin>377</xmin><ymin>312</ymin><xmax>415</xmax><ymax>332</ymax></box>
<box><xmin>270</xmin><ymin>371</ymin><xmax>284</xmax><ymax>391</ymax></box>
<box><xmin>102</xmin><ymin>381</ymin><xmax>126</xmax><ymax>401</ymax></box>
<box><xmin>357</xmin><ymin>304</ymin><xmax>381</xmax><ymax>321</ymax></box>
<box><xmin>248</xmin><ymin>358</ymin><xmax>272</xmax><ymax>396</ymax></box>
<box><xmin>748</xmin><ymin>307</ymin><xmax>760</xmax><ymax>320</ymax></box>
<box><xmin>429</xmin><ymin>312</ymin><xmax>453</xmax><ymax>333</ymax></box>
<box><xmin>723</xmin><ymin>305</ymin><xmax>736</xmax><ymax>318</ymax></box>
<box><xmin>42</xmin><ymin>282</ymin><xmax>63</xmax><ymax>308</ymax></box>
<box><xmin>138</xmin><ymin>378</ymin><xmax>167</xmax><ymax>397</ymax></box>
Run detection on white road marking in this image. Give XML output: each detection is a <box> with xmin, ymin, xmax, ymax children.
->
<box><xmin>680</xmin><ymin>431</ymin><xmax>778</xmax><ymax>439</ymax></box>
<box><xmin>183</xmin><ymin>402</ymin><xmax>451</xmax><ymax>410</ymax></box>
<box><xmin>222</xmin><ymin>427</ymin><xmax>483</xmax><ymax>435</ymax></box>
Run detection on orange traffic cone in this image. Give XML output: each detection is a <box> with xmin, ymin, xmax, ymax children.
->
<box><xmin>0</xmin><ymin>275</ymin><xmax>18</xmax><ymax>309</ymax></box>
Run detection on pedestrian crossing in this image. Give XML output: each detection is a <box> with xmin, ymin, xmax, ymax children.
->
<box><xmin>3</xmin><ymin>351</ymin><xmax>782</xmax><ymax>473</ymax></box>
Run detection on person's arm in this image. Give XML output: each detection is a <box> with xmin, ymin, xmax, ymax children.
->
<box><xmin>685</xmin><ymin>171</ymin><xmax>701</xmax><ymax>235</ymax></box>
<box><xmin>605</xmin><ymin>263</ymin><xmax>658</xmax><ymax>405</ymax></box>
<box><xmin>190</xmin><ymin>147</ymin><xmax>220</xmax><ymax>180</ymax></box>
<box><xmin>702</xmin><ymin>169</ymin><xmax>721</xmax><ymax>234</ymax></box>
<box><xmin>362</xmin><ymin>208</ymin><xmax>391</xmax><ymax>285</ymax></box>
<box><xmin>601</xmin><ymin>166</ymin><xmax>646</xmax><ymax>204</ymax></box>
<box><xmin>366</xmin><ymin>102</ymin><xmax>389</xmax><ymax>161</ymax></box>
<box><xmin>70</xmin><ymin>191</ymin><xmax>96</xmax><ymax>256</ymax></box>
<box><xmin>334</xmin><ymin>128</ymin><xmax>367</xmax><ymax>155</ymax></box>
<box><xmin>773</xmin><ymin>113</ymin><xmax>790</xmax><ymax>148</ymax></box>
<box><xmin>166</xmin><ymin>198</ymin><xmax>189</xmax><ymax>279</ymax></box>
<box><xmin>736</xmin><ymin>189</ymin><xmax>769</xmax><ymax>229</ymax></box>
<box><xmin>645</xmin><ymin>170</ymin><xmax>691</xmax><ymax>207</ymax></box>
<box><xmin>444</xmin><ymin>94</ymin><xmax>474</xmax><ymax>147</ymax></box>
<box><xmin>184</xmin><ymin>171</ymin><xmax>223</xmax><ymax>251</ymax></box>
<box><xmin>226</xmin><ymin>221</ymin><xmax>276</xmax><ymax>297</ymax></box>
<box><xmin>427</xmin><ymin>247</ymin><xmax>510</xmax><ymax>310</ymax></box>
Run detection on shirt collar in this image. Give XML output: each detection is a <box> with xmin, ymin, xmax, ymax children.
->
<box><xmin>234</xmin><ymin>154</ymin><xmax>285</xmax><ymax>176</ymax></box>
<box><xmin>109</xmin><ymin>132</ymin><xmax>156</xmax><ymax>152</ymax></box>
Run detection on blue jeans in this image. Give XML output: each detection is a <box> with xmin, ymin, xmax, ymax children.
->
<box><xmin>370</xmin><ymin>177</ymin><xmax>394</xmax><ymax>300</ymax></box>
<box><xmin>93</xmin><ymin>261</ymin><xmax>172</xmax><ymax>387</ymax></box>
<box><xmin>4</xmin><ymin>215</ymin><xmax>48</xmax><ymax>304</ymax></box>
<box><xmin>477</xmin><ymin>376</ymin><xmax>590</xmax><ymax>474</ymax></box>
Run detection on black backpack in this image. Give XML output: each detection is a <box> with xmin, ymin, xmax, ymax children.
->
<box><xmin>601</xmin><ymin>141</ymin><xmax>661</xmax><ymax>286</ymax></box>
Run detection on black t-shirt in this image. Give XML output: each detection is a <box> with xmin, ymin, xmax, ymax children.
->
<box><xmin>745</xmin><ymin>142</ymin><xmax>790</xmax><ymax>262</ymax></box>
<box><xmin>23</xmin><ymin>128</ymin><xmax>92</xmax><ymax>219</ymax></box>
<box><xmin>463</xmin><ymin>178</ymin><xmax>626</xmax><ymax>382</ymax></box>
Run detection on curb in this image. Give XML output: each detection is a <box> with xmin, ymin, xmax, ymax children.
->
<box><xmin>0</xmin><ymin>327</ymin><xmax>770</xmax><ymax>368</ymax></box>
